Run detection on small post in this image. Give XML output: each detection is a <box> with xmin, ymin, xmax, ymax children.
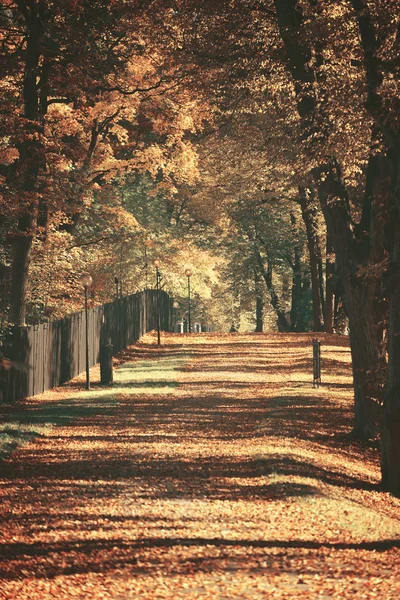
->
<box><xmin>313</xmin><ymin>338</ymin><xmax>321</xmax><ymax>388</ymax></box>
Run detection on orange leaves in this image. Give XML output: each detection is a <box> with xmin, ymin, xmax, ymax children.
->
<box><xmin>1</xmin><ymin>332</ymin><xmax>400</xmax><ymax>598</ymax></box>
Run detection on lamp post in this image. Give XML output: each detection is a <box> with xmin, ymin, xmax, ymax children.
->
<box><xmin>152</xmin><ymin>258</ymin><xmax>161</xmax><ymax>345</ymax></box>
<box><xmin>153</xmin><ymin>258</ymin><xmax>161</xmax><ymax>289</ymax></box>
<box><xmin>114</xmin><ymin>277</ymin><xmax>119</xmax><ymax>299</ymax></box>
<box><xmin>173</xmin><ymin>300</ymin><xmax>179</xmax><ymax>332</ymax></box>
<box><xmin>80</xmin><ymin>273</ymin><xmax>93</xmax><ymax>390</ymax></box>
<box><xmin>185</xmin><ymin>268</ymin><xmax>192</xmax><ymax>333</ymax></box>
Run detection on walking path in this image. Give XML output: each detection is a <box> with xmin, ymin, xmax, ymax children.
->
<box><xmin>1</xmin><ymin>332</ymin><xmax>400</xmax><ymax>599</ymax></box>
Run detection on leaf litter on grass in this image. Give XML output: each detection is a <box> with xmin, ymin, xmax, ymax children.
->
<box><xmin>1</xmin><ymin>331</ymin><xmax>400</xmax><ymax>599</ymax></box>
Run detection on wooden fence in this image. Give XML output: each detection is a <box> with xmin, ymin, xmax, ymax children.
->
<box><xmin>1</xmin><ymin>289</ymin><xmax>172</xmax><ymax>402</ymax></box>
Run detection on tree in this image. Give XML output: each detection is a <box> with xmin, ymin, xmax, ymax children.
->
<box><xmin>296</xmin><ymin>188</ymin><xmax>325</xmax><ymax>332</ymax></box>
<box><xmin>2</xmin><ymin>0</ymin><xmax>400</xmax><ymax>493</ymax></box>
<box><xmin>346</xmin><ymin>0</ymin><xmax>400</xmax><ymax>494</ymax></box>
<box><xmin>0</xmin><ymin>0</ymin><xmax>209</xmax><ymax>325</ymax></box>
<box><xmin>273</xmin><ymin>0</ymin><xmax>388</xmax><ymax>441</ymax></box>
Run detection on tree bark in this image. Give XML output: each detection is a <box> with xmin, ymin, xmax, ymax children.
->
<box><xmin>274</xmin><ymin>0</ymin><xmax>387</xmax><ymax>439</ymax></box>
<box><xmin>381</xmin><ymin>150</ymin><xmax>400</xmax><ymax>495</ymax></box>
<box><xmin>348</xmin><ymin>0</ymin><xmax>400</xmax><ymax>492</ymax></box>
<box><xmin>9</xmin><ymin>2</ymin><xmax>45</xmax><ymax>325</ymax></box>
<box><xmin>255</xmin><ymin>295</ymin><xmax>263</xmax><ymax>332</ymax></box>
<box><xmin>254</xmin><ymin>271</ymin><xmax>263</xmax><ymax>332</ymax></box>
<box><xmin>289</xmin><ymin>211</ymin><xmax>303</xmax><ymax>331</ymax></box>
<box><xmin>255</xmin><ymin>251</ymin><xmax>291</xmax><ymax>332</ymax></box>
<box><xmin>298</xmin><ymin>189</ymin><xmax>324</xmax><ymax>331</ymax></box>
<box><xmin>9</xmin><ymin>217</ymin><xmax>35</xmax><ymax>326</ymax></box>
<box><xmin>313</xmin><ymin>158</ymin><xmax>387</xmax><ymax>440</ymax></box>
<box><xmin>325</xmin><ymin>235</ymin><xmax>335</xmax><ymax>334</ymax></box>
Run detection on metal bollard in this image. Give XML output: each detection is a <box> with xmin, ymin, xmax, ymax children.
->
<box><xmin>313</xmin><ymin>338</ymin><xmax>321</xmax><ymax>388</ymax></box>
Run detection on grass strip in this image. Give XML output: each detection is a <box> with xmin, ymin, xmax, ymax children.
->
<box><xmin>0</xmin><ymin>352</ymin><xmax>189</xmax><ymax>459</ymax></box>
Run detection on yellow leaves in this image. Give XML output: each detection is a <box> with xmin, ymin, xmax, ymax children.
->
<box><xmin>164</xmin><ymin>141</ymin><xmax>200</xmax><ymax>185</ymax></box>
<box><xmin>2</xmin><ymin>333</ymin><xmax>400</xmax><ymax>598</ymax></box>
<box><xmin>108</xmin><ymin>123</ymin><xmax>129</xmax><ymax>145</ymax></box>
<box><xmin>46</xmin><ymin>103</ymin><xmax>85</xmax><ymax>139</ymax></box>
<box><xmin>135</xmin><ymin>144</ymin><xmax>165</xmax><ymax>177</ymax></box>
<box><xmin>125</xmin><ymin>54</ymin><xmax>156</xmax><ymax>82</ymax></box>
<box><xmin>101</xmin><ymin>206</ymin><xmax>140</xmax><ymax>231</ymax></box>
<box><xmin>0</xmin><ymin>146</ymin><xmax>18</xmax><ymax>165</ymax></box>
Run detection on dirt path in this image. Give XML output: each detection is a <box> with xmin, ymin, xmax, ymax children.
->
<box><xmin>1</xmin><ymin>332</ymin><xmax>400</xmax><ymax>599</ymax></box>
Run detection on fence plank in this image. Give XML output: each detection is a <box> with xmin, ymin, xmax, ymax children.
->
<box><xmin>2</xmin><ymin>290</ymin><xmax>172</xmax><ymax>402</ymax></box>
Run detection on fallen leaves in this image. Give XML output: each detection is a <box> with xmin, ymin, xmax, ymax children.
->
<box><xmin>1</xmin><ymin>332</ymin><xmax>400</xmax><ymax>599</ymax></box>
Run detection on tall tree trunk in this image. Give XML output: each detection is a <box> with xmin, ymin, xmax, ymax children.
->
<box><xmin>347</xmin><ymin>0</ymin><xmax>400</xmax><ymax>491</ymax></box>
<box><xmin>325</xmin><ymin>235</ymin><xmax>335</xmax><ymax>334</ymax></box>
<box><xmin>274</xmin><ymin>0</ymin><xmax>387</xmax><ymax>439</ymax></box>
<box><xmin>344</xmin><ymin>276</ymin><xmax>385</xmax><ymax>439</ymax></box>
<box><xmin>9</xmin><ymin>2</ymin><xmax>45</xmax><ymax>325</ymax></box>
<box><xmin>254</xmin><ymin>271</ymin><xmax>263</xmax><ymax>332</ymax></box>
<box><xmin>290</xmin><ymin>211</ymin><xmax>303</xmax><ymax>331</ymax></box>
<box><xmin>298</xmin><ymin>189</ymin><xmax>324</xmax><ymax>331</ymax></box>
<box><xmin>381</xmin><ymin>150</ymin><xmax>400</xmax><ymax>495</ymax></box>
<box><xmin>255</xmin><ymin>296</ymin><xmax>263</xmax><ymax>332</ymax></box>
<box><xmin>382</xmin><ymin>279</ymin><xmax>400</xmax><ymax>495</ymax></box>
<box><xmin>255</xmin><ymin>252</ymin><xmax>291</xmax><ymax>332</ymax></box>
<box><xmin>314</xmin><ymin>158</ymin><xmax>387</xmax><ymax>440</ymax></box>
<box><xmin>9</xmin><ymin>216</ymin><xmax>35</xmax><ymax>326</ymax></box>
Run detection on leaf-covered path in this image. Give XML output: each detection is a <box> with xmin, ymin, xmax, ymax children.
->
<box><xmin>1</xmin><ymin>332</ymin><xmax>400</xmax><ymax>599</ymax></box>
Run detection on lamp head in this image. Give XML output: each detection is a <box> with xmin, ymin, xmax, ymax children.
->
<box><xmin>152</xmin><ymin>258</ymin><xmax>160</xmax><ymax>268</ymax></box>
<box><xmin>80</xmin><ymin>273</ymin><xmax>93</xmax><ymax>287</ymax></box>
<box><xmin>185</xmin><ymin>268</ymin><xmax>192</xmax><ymax>278</ymax></box>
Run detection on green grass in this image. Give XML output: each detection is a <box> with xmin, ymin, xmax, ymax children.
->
<box><xmin>0</xmin><ymin>421</ymin><xmax>52</xmax><ymax>459</ymax></box>
<box><xmin>0</xmin><ymin>353</ymin><xmax>189</xmax><ymax>459</ymax></box>
<box><xmin>113</xmin><ymin>355</ymin><xmax>187</xmax><ymax>394</ymax></box>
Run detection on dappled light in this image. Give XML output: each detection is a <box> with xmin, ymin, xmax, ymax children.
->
<box><xmin>1</xmin><ymin>332</ymin><xmax>400</xmax><ymax>598</ymax></box>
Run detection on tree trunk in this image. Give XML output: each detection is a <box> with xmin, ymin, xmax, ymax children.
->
<box><xmin>8</xmin><ymin>3</ymin><xmax>45</xmax><ymax>325</ymax></box>
<box><xmin>314</xmin><ymin>158</ymin><xmax>387</xmax><ymax>440</ymax></box>
<box><xmin>289</xmin><ymin>211</ymin><xmax>303</xmax><ymax>331</ymax></box>
<box><xmin>381</xmin><ymin>150</ymin><xmax>400</xmax><ymax>495</ymax></box>
<box><xmin>298</xmin><ymin>189</ymin><xmax>324</xmax><ymax>331</ymax></box>
<box><xmin>255</xmin><ymin>295</ymin><xmax>263</xmax><ymax>332</ymax></box>
<box><xmin>349</xmin><ymin>0</ymin><xmax>400</xmax><ymax>491</ymax></box>
<box><xmin>274</xmin><ymin>0</ymin><xmax>387</xmax><ymax>439</ymax></box>
<box><xmin>254</xmin><ymin>271</ymin><xmax>263</xmax><ymax>332</ymax></box>
<box><xmin>345</xmin><ymin>277</ymin><xmax>385</xmax><ymax>440</ymax></box>
<box><xmin>382</xmin><ymin>256</ymin><xmax>400</xmax><ymax>495</ymax></box>
<box><xmin>325</xmin><ymin>235</ymin><xmax>335</xmax><ymax>333</ymax></box>
<box><xmin>9</xmin><ymin>216</ymin><xmax>34</xmax><ymax>326</ymax></box>
<box><xmin>255</xmin><ymin>252</ymin><xmax>291</xmax><ymax>332</ymax></box>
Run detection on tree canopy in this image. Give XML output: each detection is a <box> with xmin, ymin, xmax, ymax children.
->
<box><xmin>1</xmin><ymin>0</ymin><xmax>400</xmax><ymax>494</ymax></box>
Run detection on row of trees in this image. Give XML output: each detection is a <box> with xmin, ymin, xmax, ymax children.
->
<box><xmin>177</xmin><ymin>0</ymin><xmax>400</xmax><ymax>494</ymax></box>
<box><xmin>0</xmin><ymin>0</ymin><xmax>211</xmax><ymax>321</ymax></box>
<box><xmin>1</xmin><ymin>1</ymin><xmax>399</xmax><ymax>494</ymax></box>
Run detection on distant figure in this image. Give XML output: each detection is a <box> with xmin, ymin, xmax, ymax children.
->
<box><xmin>229</xmin><ymin>324</ymin><xmax>237</xmax><ymax>333</ymax></box>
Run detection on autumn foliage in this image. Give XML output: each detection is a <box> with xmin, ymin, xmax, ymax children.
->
<box><xmin>1</xmin><ymin>2</ymin><xmax>400</xmax><ymax>495</ymax></box>
<box><xmin>1</xmin><ymin>333</ymin><xmax>400</xmax><ymax>599</ymax></box>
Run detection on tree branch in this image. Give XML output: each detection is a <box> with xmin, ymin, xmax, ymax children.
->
<box><xmin>66</xmin><ymin>231</ymin><xmax>140</xmax><ymax>251</ymax></box>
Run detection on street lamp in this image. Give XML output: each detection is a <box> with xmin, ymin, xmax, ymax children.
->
<box><xmin>114</xmin><ymin>277</ymin><xmax>119</xmax><ymax>300</ymax></box>
<box><xmin>152</xmin><ymin>258</ymin><xmax>161</xmax><ymax>288</ymax></box>
<box><xmin>152</xmin><ymin>258</ymin><xmax>161</xmax><ymax>345</ymax></box>
<box><xmin>173</xmin><ymin>300</ymin><xmax>179</xmax><ymax>332</ymax></box>
<box><xmin>80</xmin><ymin>273</ymin><xmax>93</xmax><ymax>390</ymax></box>
<box><xmin>185</xmin><ymin>268</ymin><xmax>192</xmax><ymax>333</ymax></box>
